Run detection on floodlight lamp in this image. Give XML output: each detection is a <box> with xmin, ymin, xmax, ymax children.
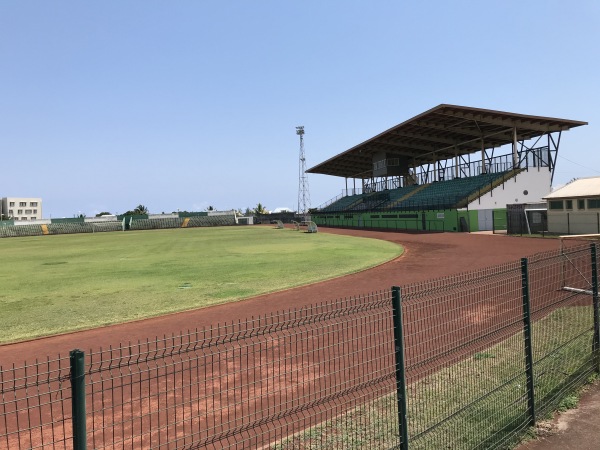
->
<box><xmin>296</xmin><ymin>126</ymin><xmax>304</xmax><ymax>135</ymax></box>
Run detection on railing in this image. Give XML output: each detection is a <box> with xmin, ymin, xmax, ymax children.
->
<box><xmin>328</xmin><ymin>148</ymin><xmax>549</xmax><ymax>203</ymax></box>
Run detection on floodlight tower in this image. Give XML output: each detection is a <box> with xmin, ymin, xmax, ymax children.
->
<box><xmin>296</xmin><ymin>126</ymin><xmax>311</xmax><ymax>221</ymax></box>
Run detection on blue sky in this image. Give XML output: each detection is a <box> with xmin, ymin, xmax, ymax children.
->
<box><xmin>1</xmin><ymin>1</ymin><xmax>599</xmax><ymax>217</ymax></box>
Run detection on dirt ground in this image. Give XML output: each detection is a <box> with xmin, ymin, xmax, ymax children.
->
<box><xmin>515</xmin><ymin>380</ymin><xmax>600</xmax><ymax>450</ymax></box>
<box><xmin>0</xmin><ymin>228</ymin><xmax>564</xmax><ymax>366</ymax></box>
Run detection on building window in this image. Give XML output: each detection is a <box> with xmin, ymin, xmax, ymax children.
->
<box><xmin>578</xmin><ymin>199</ymin><xmax>586</xmax><ymax>210</ymax></box>
<box><xmin>31</xmin><ymin>217</ymin><xmax>36</xmax><ymax>221</ymax></box>
<box><xmin>9</xmin><ymin>202</ymin><xmax>14</xmax><ymax>207</ymax></box>
<box><xmin>549</xmin><ymin>200</ymin><xmax>564</xmax><ymax>210</ymax></box>
<box><xmin>588</xmin><ymin>199</ymin><xmax>600</xmax><ymax>209</ymax></box>
<box><xmin>33</xmin><ymin>209</ymin><xmax>37</xmax><ymax>214</ymax></box>
<box><xmin>17</xmin><ymin>209</ymin><xmax>23</xmax><ymax>214</ymax></box>
<box><xmin>19</xmin><ymin>202</ymin><xmax>26</xmax><ymax>207</ymax></box>
<box><xmin>21</xmin><ymin>217</ymin><xmax>27</xmax><ymax>221</ymax></box>
<box><xmin>25</xmin><ymin>209</ymin><xmax>32</xmax><ymax>214</ymax></box>
<box><xmin>8</xmin><ymin>209</ymin><xmax>13</xmax><ymax>215</ymax></box>
<box><xmin>565</xmin><ymin>200</ymin><xmax>573</xmax><ymax>210</ymax></box>
<box><xmin>30</xmin><ymin>202</ymin><xmax>38</xmax><ymax>207</ymax></box>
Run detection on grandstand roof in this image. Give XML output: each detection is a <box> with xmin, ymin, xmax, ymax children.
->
<box><xmin>308</xmin><ymin>104</ymin><xmax>587</xmax><ymax>178</ymax></box>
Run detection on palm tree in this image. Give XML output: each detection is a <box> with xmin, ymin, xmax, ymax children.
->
<box><xmin>254</xmin><ymin>203</ymin><xmax>268</xmax><ymax>214</ymax></box>
<box><xmin>134</xmin><ymin>204</ymin><xmax>149</xmax><ymax>215</ymax></box>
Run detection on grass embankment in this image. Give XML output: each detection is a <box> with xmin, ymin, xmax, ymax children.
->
<box><xmin>0</xmin><ymin>226</ymin><xmax>402</xmax><ymax>343</ymax></box>
<box><xmin>274</xmin><ymin>306</ymin><xmax>594</xmax><ymax>449</ymax></box>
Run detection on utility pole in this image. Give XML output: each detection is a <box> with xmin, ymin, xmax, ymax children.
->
<box><xmin>296</xmin><ymin>126</ymin><xmax>311</xmax><ymax>221</ymax></box>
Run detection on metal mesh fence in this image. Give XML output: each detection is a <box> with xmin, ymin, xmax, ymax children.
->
<box><xmin>528</xmin><ymin>245</ymin><xmax>597</xmax><ymax>417</ymax></box>
<box><xmin>1</xmin><ymin>244</ymin><xmax>599</xmax><ymax>449</ymax></box>
<box><xmin>0</xmin><ymin>355</ymin><xmax>72</xmax><ymax>449</ymax></box>
<box><xmin>401</xmin><ymin>261</ymin><xmax>529</xmax><ymax>449</ymax></box>
<box><xmin>0</xmin><ymin>293</ymin><xmax>397</xmax><ymax>449</ymax></box>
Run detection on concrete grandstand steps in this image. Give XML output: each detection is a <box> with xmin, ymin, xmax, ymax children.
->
<box><xmin>318</xmin><ymin>172</ymin><xmax>514</xmax><ymax>214</ymax></box>
<box><xmin>0</xmin><ymin>213</ymin><xmax>238</xmax><ymax>239</ymax></box>
<box><xmin>88</xmin><ymin>222</ymin><xmax>123</xmax><ymax>232</ymax></box>
<box><xmin>349</xmin><ymin>191</ymin><xmax>391</xmax><ymax>211</ymax></box>
<box><xmin>130</xmin><ymin>217</ymin><xmax>184</xmax><ymax>230</ymax></box>
<box><xmin>0</xmin><ymin>224</ymin><xmax>44</xmax><ymax>238</ymax></box>
<box><xmin>385</xmin><ymin>184</ymin><xmax>428</xmax><ymax>209</ymax></box>
<box><xmin>320</xmin><ymin>194</ymin><xmax>363</xmax><ymax>212</ymax></box>
<box><xmin>345</xmin><ymin>193</ymin><xmax>375</xmax><ymax>210</ymax></box>
<box><xmin>47</xmin><ymin>223</ymin><xmax>94</xmax><ymax>235</ymax></box>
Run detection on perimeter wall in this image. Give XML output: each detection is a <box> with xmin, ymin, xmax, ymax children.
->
<box><xmin>313</xmin><ymin>208</ymin><xmax>494</xmax><ymax>232</ymax></box>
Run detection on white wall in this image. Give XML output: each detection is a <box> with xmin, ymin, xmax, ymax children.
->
<box><xmin>469</xmin><ymin>169</ymin><xmax>551</xmax><ymax>210</ymax></box>
<box><xmin>15</xmin><ymin>218</ymin><xmax>51</xmax><ymax>225</ymax></box>
<box><xmin>148</xmin><ymin>214</ymin><xmax>178</xmax><ymax>219</ymax></box>
<box><xmin>208</xmin><ymin>210</ymin><xmax>236</xmax><ymax>216</ymax></box>
<box><xmin>548</xmin><ymin>211</ymin><xmax>600</xmax><ymax>235</ymax></box>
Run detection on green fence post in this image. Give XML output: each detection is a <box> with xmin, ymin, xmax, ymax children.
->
<box><xmin>70</xmin><ymin>349</ymin><xmax>87</xmax><ymax>450</ymax></box>
<box><xmin>520</xmin><ymin>258</ymin><xmax>536</xmax><ymax>426</ymax></box>
<box><xmin>591</xmin><ymin>244</ymin><xmax>600</xmax><ymax>372</ymax></box>
<box><xmin>392</xmin><ymin>286</ymin><xmax>409</xmax><ymax>449</ymax></box>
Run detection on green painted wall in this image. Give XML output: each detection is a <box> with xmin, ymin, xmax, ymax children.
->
<box><xmin>51</xmin><ymin>218</ymin><xmax>85</xmax><ymax>224</ymax></box>
<box><xmin>313</xmin><ymin>209</ymin><xmax>480</xmax><ymax>232</ymax></box>
<box><xmin>178</xmin><ymin>212</ymin><xmax>209</xmax><ymax>217</ymax></box>
<box><xmin>116</xmin><ymin>214</ymin><xmax>149</xmax><ymax>220</ymax></box>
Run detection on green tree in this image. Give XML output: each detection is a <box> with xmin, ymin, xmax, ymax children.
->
<box><xmin>123</xmin><ymin>205</ymin><xmax>149</xmax><ymax>215</ymax></box>
<box><xmin>95</xmin><ymin>211</ymin><xmax>112</xmax><ymax>217</ymax></box>
<box><xmin>206</xmin><ymin>205</ymin><xmax>215</xmax><ymax>211</ymax></box>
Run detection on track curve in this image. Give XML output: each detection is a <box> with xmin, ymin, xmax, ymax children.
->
<box><xmin>0</xmin><ymin>228</ymin><xmax>562</xmax><ymax>365</ymax></box>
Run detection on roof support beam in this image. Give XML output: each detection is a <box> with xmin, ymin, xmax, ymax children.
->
<box><xmin>390</xmin><ymin>130</ymin><xmax>459</xmax><ymax>146</ymax></box>
<box><xmin>512</xmin><ymin>127</ymin><xmax>518</xmax><ymax>168</ymax></box>
<box><xmin>435</xmin><ymin>110</ymin><xmax>565</xmax><ymax>133</ymax></box>
<box><xmin>481</xmin><ymin>138</ymin><xmax>486</xmax><ymax>174</ymax></box>
<box><xmin>373</xmin><ymin>137</ymin><xmax>438</xmax><ymax>153</ymax></box>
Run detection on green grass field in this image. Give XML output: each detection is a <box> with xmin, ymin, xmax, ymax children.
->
<box><xmin>0</xmin><ymin>226</ymin><xmax>402</xmax><ymax>343</ymax></box>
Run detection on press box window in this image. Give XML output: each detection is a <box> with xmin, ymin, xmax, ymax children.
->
<box><xmin>578</xmin><ymin>199</ymin><xmax>586</xmax><ymax>210</ymax></box>
<box><xmin>565</xmin><ymin>200</ymin><xmax>573</xmax><ymax>210</ymax></box>
<box><xmin>549</xmin><ymin>200</ymin><xmax>563</xmax><ymax>210</ymax></box>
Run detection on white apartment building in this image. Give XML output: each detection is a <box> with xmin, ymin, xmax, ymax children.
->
<box><xmin>0</xmin><ymin>197</ymin><xmax>43</xmax><ymax>221</ymax></box>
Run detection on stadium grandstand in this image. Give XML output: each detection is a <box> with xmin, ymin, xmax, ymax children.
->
<box><xmin>0</xmin><ymin>210</ymin><xmax>239</xmax><ymax>238</ymax></box>
<box><xmin>309</xmin><ymin>104</ymin><xmax>587</xmax><ymax>232</ymax></box>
